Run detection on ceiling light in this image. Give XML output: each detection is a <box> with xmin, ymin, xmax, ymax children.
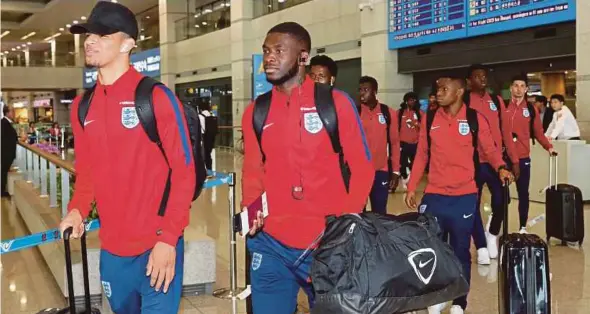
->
<box><xmin>4</xmin><ymin>51</ymin><xmax>8</xmax><ymax>54</ymax></box>
<box><xmin>146</xmin><ymin>16</ymin><xmax>150</xmax><ymax>19</ymax></box>
<box><xmin>27</xmin><ymin>42</ymin><xmax>32</xmax><ymax>45</ymax></box>
<box><xmin>268</xmin><ymin>4</ymin><xmax>272</xmax><ymax>8</ymax></box>
<box><xmin>195</xmin><ymin>25</ymin><xmax>200</xmax><ymax>28</ymax></box>
<box><xmin>59</xmin><ymin>28</ymin><xmax>64</xmax><ymax>31</ymax></box>
<box><xmin>225</xmin><ymin>1</ymin><xmax>230</xmax><ymax>6</ymax></box>
<box><xmin>21</xmin><ymin>32</ymin><xmax>36</xmax><ymax>40</ymax></box>
<box><xmin>52</xmin><ymin>33</ymin><xmax>62</xmax><ymax>39</ymax></box>
<box><xmin>73</xmin><ymin>20</ymin><xmax>79</xmax><ymax>24</ymax></box>
<box><xmin>202</xmin><ymin>21</ymin><xmax>207</xmax><ymax>25</ymax></box>
<box><xmin>44</xmin><ymin>36</ymin><xmax>52</xmax><ymax>41</ymax></box>
<box><xmin>278</xmin><ymin>0</ymin><xmax>286</xmax><ymax>2</ymax></box>
<box><xmin>66</xmin><ymin>24</ymin><xmax>71</xmax><ymax>28</ymax></box>
<box><xmin>111</xmin><ymin>0</ymin><xmax>117</xmax><ymax>3</ymax></box>
<box><xmin>141</xmin><ymin>28</ymin><xmax>145</xmax><ymax>31</ymax></box>
<box><xmin>81</xmin><ymin>16</ymin><xmax>87</xmax><ymax>20</ymax></box>
<box><xmin>0</xmin><ymin>31</ymin><xmax>10</xmax><ymax>39</ymax></box>
<box><xmin>11</xmin><ymin>48</ymin><xmax>15</xmax><ymax>51</ymax></box>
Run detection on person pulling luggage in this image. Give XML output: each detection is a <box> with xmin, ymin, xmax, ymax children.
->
<box><xmin>405</xmin><ymin>75</ymin><xmax>513</xmax><ymax>314</ymax></box>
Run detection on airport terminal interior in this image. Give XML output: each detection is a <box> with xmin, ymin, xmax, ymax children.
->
<box><xmin>1</xmin><ymin>0</ymin><xmax>590</xmax><ymax>313</ymax></box>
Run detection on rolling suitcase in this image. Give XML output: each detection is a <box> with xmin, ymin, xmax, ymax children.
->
<box><xmin>37</xmin><ymin>227</ymin><xmax>101</xmax><ymax>314</ymax></box>
<box><xmin>545</xmin><ymin>154</ymin><xmax>584</xmax><ymax>245</ymax></box>
<box><xmin>498</xmin><ymin>182</ymin><xmax>551</xmax><ymax>314</ymax></box>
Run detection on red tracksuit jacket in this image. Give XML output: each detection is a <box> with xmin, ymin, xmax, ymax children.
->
<box><xmin>241</xmin><ymin>78</ymin><xmax>374</xmax><ymax>249</ymax></box>
<box><xmin>359</xmin><ymin>104</ymin><xmax>401</xmax><ymax>173</ymax></box>
<box><xmin>398</xmin><ymin>108</ymin><xmax>420</xmax><ymax>144</ymax></box>
<box><xmin>68</xmin><ymin>67</ymin><xmax>195</xmax><ymax>256</ymax></box>
<box><xmin>408</xmin><ymin>105</ymin><xmax>505</xmax><ymax>196</ymax></box>
<box><xmin>502</xmin><ymin>98</ymin><xmax>552</xmax><ymax>160</ymax></box>
<box><xmin>468</xmin><ymin>92</ymin><xmax>517</xmax><ymax>164</ymax></box>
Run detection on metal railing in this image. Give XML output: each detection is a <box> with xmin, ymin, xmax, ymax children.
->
<box><xmin>15</xmin><ymin>143</ymin><xmax>75</xmax><ymax>218</ymax></box>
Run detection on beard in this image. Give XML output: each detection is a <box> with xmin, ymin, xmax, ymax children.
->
<box><xmin>266</xmin><ymin>60</ymin><xmax>299</xmax><ymax>86</ymax></box>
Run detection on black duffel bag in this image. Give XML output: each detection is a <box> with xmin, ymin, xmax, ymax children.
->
<box><xmin>310</xmin><ymin>212</ymin><xmax>468</xmax><ymax>314</ymax></box>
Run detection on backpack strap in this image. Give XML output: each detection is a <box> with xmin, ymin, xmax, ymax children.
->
<box><xmin>526</xmin><ymin>102</ymin><xmax>537</xmax><ymax>145</ymax></box>
<box><xmin>426</xmin><ymin>108</ymin><xmax>436</xmax><ymax>168</ymax></box>
<box><xmin>380</xmin><ymin>104</ymin><xmax>393</xmax><ymax>178</ymax></box>
<box><xmin>397</xmin><ymin>108</ymin><xmax>404</xmax><ymax>132</ymax></box>
<box><xmin>253</xmin><ymin>91</ymin><xmax>272</xmax><ymax>163</ymax></box>
<box><xmin>463</xmin><ymin>91</ymin><xmax>471</xmax><ymax>107</ymax></box>
<box><xmin>314</xmin><ymin>83</ymin><xmax>350</xmax><ymax>192</ymax></box>
<box><xmin>78</xmin><ymin>85</ymin><xmax>96</xmax><ymax>130</ymax></box>
<box><xmin>135</xmin><ymin>76</ymin><xmax>171</xmax><ymax>217</ymax></box>
<box><xmin>466</xmin><ymin>107</ymin><xmax>480</xmax><ymax>182</ymax></box>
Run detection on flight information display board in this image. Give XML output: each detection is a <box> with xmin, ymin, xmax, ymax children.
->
<box><xmin>388</xmin><ymin>0</ymin><xmax>576</xmax><ymax>49</ymax></box>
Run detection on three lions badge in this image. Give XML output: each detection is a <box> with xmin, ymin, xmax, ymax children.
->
<box><xmin>304</xmin><ymin>112</ymin><xmax>323</xmax><ymax>134</ymax></box>
<box><xmin>121</xmin><ymin>107</ymin><xmax>139</xmax><ymax>129</ymax></box>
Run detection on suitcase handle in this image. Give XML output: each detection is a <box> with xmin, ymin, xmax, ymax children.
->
<box><xmin>548</xmin><ymin>153</ymin><xmax>558</xmax><ymax>190</ymax></box>
<box><xmin>503</xmin><ymin>179</ymin><xmax>510</xmax><ymax>238</ymax></box>
<box><xmin>63</xmin><ymin>226</ymin><xmax>92</xmax><ymax>314</ymax></box>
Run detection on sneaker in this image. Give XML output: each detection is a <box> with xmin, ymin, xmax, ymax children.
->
<box><xmin>427</xmin><ymin>302</ymin><xmax>447</xmax><ymax>314</ymax></box>
<box><xmin>477</xmin><ymin>264</ymin><xmax>490</xmax><ymax>277</ymax></box>
<box><xmin>401</xmin><ymin>178</ymin><xmax>408</xmax><ymax>191</ymax></box>
<box><xmin>519</xmin><ymin>227</ymin><xmax>528</xmax><ymax>234</ymax></box>
<box><xmin>486</xmin><ymin>232</ymin><xmax>498</xmax><ymax>259</ymax></box>
<box><xmin>450</xmin><ymin>305</ymin><xmax>464</xmax><ymax>314</ymax></box>
<box><xmin>477</xmin><ymin>247</ymin><xmax>491</xmax><ymax>265</ymax></box>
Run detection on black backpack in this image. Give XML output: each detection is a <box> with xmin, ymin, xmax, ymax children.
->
<box><xmin>253</xmin><ymin>83</ymin><xmax>352</xmax><ymax>192</ymax></box>
<box><xmin>78</xmin><ymin>77</ymin><xmax>206</xmax><ymax>217</ymax></box>
<box><xmin>426</xmin><ymin>107</ymin><xmax>479</xmax><ymax>181</ymax></box>
<box><xmin>358</xmin><ymin>103</ymin><xmax>394</xmax><ymax>179</ymax></box>
<box><xmin>310</xmin><ymin>212</ymin><xmax>469</xmax><ymax>313</ymax></box>
<box><xmin>200</xmin><ymin>112</ymin><xmax>219</xmax><ymax>143</ymax></box>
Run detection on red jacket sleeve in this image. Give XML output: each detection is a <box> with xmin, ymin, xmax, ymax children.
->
<box><xmin>532</xmin><ymin>106</ymin><xmax>553</xmax><ymax>150</ymax></box>
<box><xmin>334</xmin><ymin>91</ymin><xmax>374</xmax><ymax>213</ymax></box>
<box><xmin>241</xmin><ymin>103</ymin><xmax>265</xmax><ymax>208</ymax></box>
<box><xmin>477</xmin><ymin>113</ymin><xmax>505</xmax><ymax>171</ymax></box>
<box><xmin>152</xmin><ymin>87</ymin><xmax>196</xmax><ymax>247</ymax></box>
<box><xmin>68</xmin><ymin>96</ymin><xmax>95</xmax><ymax>219</ymax></box>
<box><xmin>499</xmin><ymin>98</ymin><xmax>519</xmax><ymax>164</ymax></box>
<box><xmin>389</xmin><ymin>108</ymin><xmax>401</xmax><ymax>173</ymax></box>
<box><xmin>407</xmin><ymin>117</ymin><xmax>429</xmax><ymax>193</ymax></box>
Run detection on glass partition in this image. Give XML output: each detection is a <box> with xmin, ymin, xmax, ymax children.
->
<box><xmin>175</xmin><ymin>0</ymin><xmax>231</xmax><ymax>42</ymax></box>
<box><xmin>253</xmin><ymin>0</ymin><xmax>313</xmax><ymax>18</ymax></box>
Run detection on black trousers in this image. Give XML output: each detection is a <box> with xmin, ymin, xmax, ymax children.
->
<box><xmin>203</xmin><ymin>138</ymin><xmax>215</xmax><ymax>170</ymax></box>
<box><xmin>1</xmin><ymin>159</ymin><xmax>14</xmax><ymax>195</ymax></box>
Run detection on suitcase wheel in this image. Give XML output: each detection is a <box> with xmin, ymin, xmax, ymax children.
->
<box><xmin>562</xmin><ymin>240</ymin><xmax>567</xmax><ymax>246</ymax></box>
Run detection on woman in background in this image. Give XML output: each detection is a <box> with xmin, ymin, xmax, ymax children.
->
<box><xmin>545</xmin><ymin>94</ymin><xmax>581</xmax><ymax>140</ymax></box>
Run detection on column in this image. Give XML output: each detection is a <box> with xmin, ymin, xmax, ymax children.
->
<box><xmin>230</xmin><ymin>0</ymin><xmax>254</xmax><ymax>147</ymax></box>
<box><xmin>360</xmin><ymin>0</ymin><xmax>412</xmax><ymax>107</ymax></box>
<box><xmin>74</xmin><ymin>34</ymin><xmax>83</xmax><ymax>67</ymax></box>
<box><xmin>27</xmin><ymin>93</ymin><xmax>35</xmax><ymax>123</ymax></box>
<box><xmin>576</xmin><ymin>0</ymin><xmax>590</xmax><ymax>139</ymax></box>
<box><xmin>25</xmin><ymin>48</ymin><xmax>30</xmax><ymax>67</ymax></box>
<box><xmin>51</xmin><ymin>39</ymin><xmax>56</xmax><ymax>67</ymax></box>
<box><xmin>16</xmin><ymin>53</ymin><xmax>22</xmax><ymax>66</ymax></box>
<box><xmin>158</xmin><ymin>0</ymin><xmax>186</xmax><ymax>89</ymax></box>
<box><xmin>2</xmin><ymin>55</ymin><xmax>7</xmax><ymax>67</ymax></box>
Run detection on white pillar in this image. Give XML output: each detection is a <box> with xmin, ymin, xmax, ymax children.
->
<box><xmin>25</xmin><ymin>48</ymin><xmax>30</xmax><ymax>67</ymax></box>
<box><xmin>74</xmin><ymin>34</ymin><xmax>82</xmax><ymax>67</ymax></box>
<box><xmin>16</xmin><ymin>53</ymin><xmax>21</xmax><ymax>66</ymax></box>
<box><xmin>360</xmin><ymin>0</ymin><xmax>412</xmax><ymax>107</ymax></box>
<box><xmin>51</xmin><ymin>40</ymin><xmax>56</xmax><ymax>67</ymax></box>
<box><xmin>2</xmin><ymin>55</ymin><xmax>6</xmax><ymax>67</ymax></box>
<box><xmin>576</xmin><ymin>0</ymin><xmax>590</xmax><ymax>139</ymax></box>
<box><xmin>158</xmin><ymin>0</ymin><xmax>186</xmax><ymax>89</ymax></box>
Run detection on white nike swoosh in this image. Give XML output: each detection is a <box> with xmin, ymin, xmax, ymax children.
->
<box><xmin>419</xmin><ymin>258</ymin><xmax>434</xmax><ymax>268</ymax></box>
<box><xmin>381</xmin><ymin>181</ymin><xmax>388</xmax><ymax>186</ymax></box>
<box><xmin>84</xmin><ymin>120</ymin><xmax>95</xmax><ymax>126</ymax></box>
<box><xmin>463</xmin><ymin>213</ymin><xmax>473</xmax><ymax>219</ymax></box>
<box><xmin>431</xmin><ymin>126</ymin><xmax>440</xmax><ymax>130</ymax></box>
<box><xmin>525</xmin><ymin>162</ymin><xmax>530</xmax><ymax>166</ymax></box>
<box><xmin>263</xmin><ymin>123</ymin><xmax>274</xmax><ymax>130</ymax></box>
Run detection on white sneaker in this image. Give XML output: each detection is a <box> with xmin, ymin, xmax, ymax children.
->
<box><xmin>519</xmin><ymin>227</ymin><xmax>528</xmax><ymax>234</ymax></box>
<box><xmin>486</xmin><ymin>232</ymin><xmax>498</xmax><ymax>259</ymax></box>
<box><xmin>450</xmin><ymin>305</ymin><xmax>464</xmax><ymax>314</ymax></box>
<box><xmin>427</xmin><ymin>302</ymin><xmax>447</xmax><ymax>314</ymax></box>
<box><xmin>477</xmin><ymin>247</ymin><xmax>491</xmax><ymax>265</ymax></box>
<box><xmin>477</xmin><ymin>264</ymin><xmax>490</xmax><ymax>277</ymax></box>
<box><xmin>401</xmin><ymin>178</ymin><xmax>408</xmax><ymax>191</ymax></box>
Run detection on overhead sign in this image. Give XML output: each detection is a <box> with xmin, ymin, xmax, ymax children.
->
<box><xmin>388</xmin><ymin>0</ymin><xmax>576</xmax><ymax>49</ymax></box>
<box><xmin>33</xmin><ymin>99</ymin><xmax>52</xmax><ymax>108</ymax></box>
<box><xmin>252</xmin><ymin>54</ymin><xmax>272</xmax><ymax>99</ymax></box>
<box><xmin>82</xmin><ymin>47</ymin><xmax>161</xmax><ymax>88</ymax></box>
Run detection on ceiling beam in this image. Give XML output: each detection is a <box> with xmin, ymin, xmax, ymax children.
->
<box><xmin>1</xmin><ymin>21</ymin><xmax>21</xmax><ymax>30</ymax></box>
<box><xmin>1</xmin><ymin>1</ymin><xmax>46</xmax><ymax>13</ymax></box>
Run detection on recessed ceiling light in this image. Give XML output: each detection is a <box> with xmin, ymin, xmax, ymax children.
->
<box><xmin>27</xmin><ymin>42</ymin><xmax>32</xmax><ymax>45</ymax></box>
<box><xmin>21</xmin><ymin>32</ymin><xmax>36</xmax><ymax>40</ymax></box>
<box><xmin>73</xmin><ymin>20</ymin><xmax>79</xmax><ymax>24</ymax></box>
<box><xmin>59</xmin><ymin>28</ymin><xmax>64</xmax><ymax>31</ymax></box>
<box><xmin>11</xmin><ymin>48</ymin><xmax>15</xmax><ymax>51</ymax></box>
<box><xmin>111</xmin><ymin>0</ymin><xmax>117</xmax><ymax>3</ymax></box>
<box><xmin>0</xmin><ymin>31</ymin><xmax>10</xmax><ymax>39</ymax></box>
<box><xmin>195</xmin><ymin>25</ymin><xmax>200</xmax><ymax>28</ymax></box>
<box><xmin>66</xmin><ymin>24</ymin><xmax>71</xmax><ymax>28</ymax></box>
<box><xmin>146</xmin><ymin>16</ymin><xmax>150</xmax><ymax>19</ymax></box>
<box><xmin>141</xmin><ymin>28</ymin><xmax>145</xmax><ymax>31</ymax></box>
<box><xmin>81</xmin><ymin>16</ymin><xmax>87</xmax><ymax>20</ymax></box>
<box><xmin>4</xmin><ymin>51</ymin><xmax>8</xmax><ymax>54</ymax></box>
<box><xmin>202</xmin><ymin>21</ymin><xmax>207</xmax><ymax>25</ymax></box>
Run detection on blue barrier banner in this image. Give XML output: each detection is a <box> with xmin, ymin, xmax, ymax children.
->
<box><xmin>0</xmin><ymin>173</ymin><xmax>231</xmax><ymax>254</ymax></box>
<box><xmin>83</xmin><ymin>47</ymin><xmax>161</xmax><ymax>88</ymax></box>
<box><xmin>252</xmin><ymin>54</ymin><xmax>272</xmax><ymax>99</ymax></box>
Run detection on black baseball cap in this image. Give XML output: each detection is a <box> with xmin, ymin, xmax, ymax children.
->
<box><xmin>70</xmin><ymin>1</ymin><xmax>138</xmax><ymax>40</ymax></box>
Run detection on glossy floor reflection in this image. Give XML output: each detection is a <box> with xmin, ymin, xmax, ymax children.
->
<box><xmin>2</xmin><ymin>150</ymin><xmax>590</xmax><ymax>313</ymax></box>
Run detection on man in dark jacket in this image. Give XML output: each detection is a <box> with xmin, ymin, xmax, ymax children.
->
<box><xmin>2</xmin><ymin>105</ymin><xmax>18</xmax><ymax>197</ymax></box>
<box><xmin>533</xmin><ymin>95</ymin><xmax>554</xmax><ymax>133</ymax></box>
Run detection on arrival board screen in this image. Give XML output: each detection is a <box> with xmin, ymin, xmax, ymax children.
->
<box><xmin>388</xmin><ymin>0</ymin><xmax>576</xmax><ymax>49</ymax></box>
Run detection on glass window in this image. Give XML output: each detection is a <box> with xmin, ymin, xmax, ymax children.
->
<box><xmin>135</xmin><ymin>5</ymin><xmax>160</xmax><ymax>52</ymax></box>
<box><xmin>253</xmin><ymin>0</ymin><xmax>313</xmax><ymax>18</ymax></box>
<box><xmin>176</xmin><ymin>0</ymin><xmax>231</xmax><ymax>42</ymax></box>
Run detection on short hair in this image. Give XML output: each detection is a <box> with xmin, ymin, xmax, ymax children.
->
<box><xmin>403</xmin><ymin>92</ymin><xmax>418</xmax><ymax>103</ymax></box>
<box><xmin>309</xmin><ymin>55</ymin><xmax>338</xmax><ymax>77</ymax></box>
<box><xmin>511</xmin><ymin>74</ymin><xmax>529</xmax><ymax>86</ymax></box>
<box><xmin>267</xmin><ymin>22</ymin><xmax>311</xmax><ymax>52</ymax></box>
<box><xmin>439</xmin><ymin>74</ymin><xmax>466</xmax><ymax>89</ymax></box>
<box><xmin>359</xmin><ymin>76</ymin><xmax>378</xmax><ymax>91</ymax></box>
<box><xmin>467</xmin><ymin>64</ymin><xmax>487</xmax><ymax>78</ymax></box>
<box><xmin>534</xmin><ymin>95</ymin><xmax>547</xmax><ymax>104</ymax></box>
<box><xmin>428</xmin><ymin>92</ymin><xmax>437</xmax><ymax>97</ymax></box>
<box><xmin>550</xmin><ymin>94</ymin><xmax>565</xmax><ymax>103</ymax></box>
<box><xmin>2</xmin><ymin>105</ymin><xmax>9</xmax><ymax>116</ymax></box>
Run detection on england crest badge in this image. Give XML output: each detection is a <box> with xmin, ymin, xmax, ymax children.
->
<box><xmin>378</xmin><ymin>114</ymin><xmax>386</xmax><ymax>125</ymax></box>
<box><xmin>489</xmin><ymin>100</ymin><xmax>497</xmax><ymax>111</ymax></box>
<box><xmin>121</xmin><ymin>107</ymin><xmax>139</xmax><ymax>129</ymax></box>
<box><xmin>304</xmin><ymin>112</ymin><xmax>323</xmax><ymax>134</ymax></box>
<box><xmin>458</xmin><ymin>122</ymin><xmax>470</xmax><ymax>136</ymax></box>
<box><xmin>523</xmin><ymin>108</ymin><xmax>530</xmax><ymax>118</ymax></box>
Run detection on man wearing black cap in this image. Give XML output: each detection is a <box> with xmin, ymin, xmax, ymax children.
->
<box><xmin>59</xmin><ymin>2</ymin><xmax>195</xmax><ymax>313</ymax></box>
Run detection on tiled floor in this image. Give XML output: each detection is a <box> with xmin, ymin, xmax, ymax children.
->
<box><xmin>2</xmin><ymin>150</ymin><xmax>590</xmax><ymax>313</ymax></box>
